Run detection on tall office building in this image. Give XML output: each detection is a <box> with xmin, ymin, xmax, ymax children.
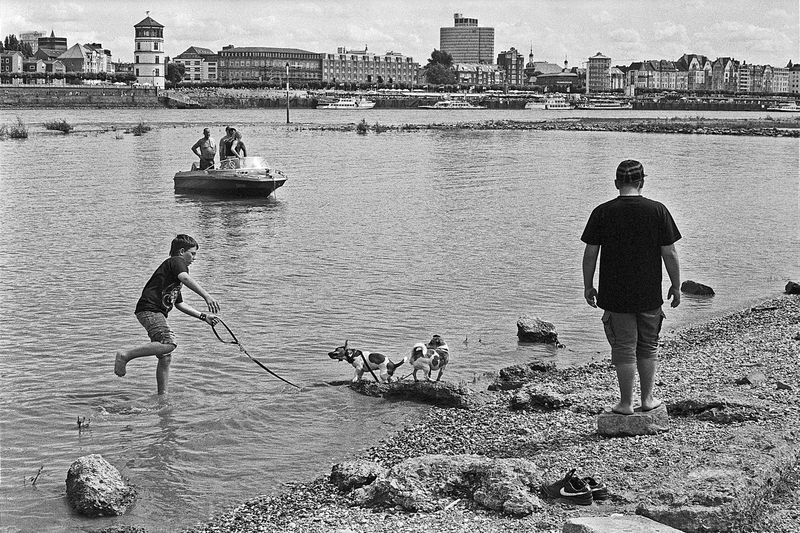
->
<box><xmin>440</xmin><ymin>13</ymin><xmax>494</xmax><ymax>64</ymax></box>
<box><xmin>134</xmin><ymin>12</ymin><xmax>165</xmax><ymax>88</ymax></box>
<box><xmin>586</xmin><ymin>52</ymin><xmax>611</xmax><ymax>93</ymax></box>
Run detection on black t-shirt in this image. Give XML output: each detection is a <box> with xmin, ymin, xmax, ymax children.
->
<box><xmin>581</xmin><ymin>196</ymin><xmax>681</xmax><ymax>313</ymax></box>
<box><xmin>134</xmin><ymin>256</ymin><xmax>189</xmax><ymax>316</ymax></box>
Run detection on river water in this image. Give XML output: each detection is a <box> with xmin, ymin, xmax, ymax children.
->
<box><xmin>0</xmin><ymin>106</ymin><xmax>797</xmax><ymax>533</ymax></box>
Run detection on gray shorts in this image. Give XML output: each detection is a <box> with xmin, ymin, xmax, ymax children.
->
<box><xmin>136</xmin><ymin>311</ymin><xmax>177</xmax><ymax>358</ymax></box>
<box><xmin>601</xmin><ymin>307</ymin><xmax>665</xmax><ymax>365</ymax></box>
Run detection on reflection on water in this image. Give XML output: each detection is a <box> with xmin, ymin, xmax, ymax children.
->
<box><xmin>0</xmin><ymin>108</ymin><xmax>797</xmax><ymax>533</ymax></box>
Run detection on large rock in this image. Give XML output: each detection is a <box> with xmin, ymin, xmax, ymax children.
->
<box><xmin>489</xmin><ymin>360</ymin><xmax>557</xmax><ymax>391</ymax></box>
<box><xmin>349</xmin><ymin>380</ymin><xmax>474</xmax><ymax>409</ymax></box>
<box><xmin>65</xmin><ymin>454</ymin><xmax>136</xmax><ymax>517</ymax></box>
<box><xmin>350</xmin><ymin>454</ymin><xmax>544</xmax><ymax>516</ymax></box>
<box><xmin>330</xmin><ymin>460</ymin><xmax>386</xmax><ymax>491</ymax></box>
<box><xmin>681</xmin><ymin>280</ymin><xmax>715</xmax><ymax>296</ymax></box>
<box><xmin>785</xmin><ymin>281</ymin><xmax>800</xmax><ymax>294</ymax></box>
<box><xmin>510</xmin><ymin>384</ymin><xmax>572</xmax><ymax>410</ymax></box>
<box><xmin>516</xmin><ymin>315</ymin><xmax>559</xmax><ymax>343</ymax></box>
<box><xmin>596</xmin><ymin>403</ymin><xmax>669</xmax><ymax>437</ymax></box>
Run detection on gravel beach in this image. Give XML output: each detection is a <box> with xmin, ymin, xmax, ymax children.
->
<box><xmin>183</xmin><ymin>294</ymin><xmax>800</xmax><ymax>533</ymax></box>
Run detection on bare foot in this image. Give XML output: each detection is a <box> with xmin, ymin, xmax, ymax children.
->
<box><xmin>114</xmin><ymin>352</ymin><xmax>128</xmax><ymax>377</ymax></box>
<box><xmin>611</xmin><ymin>402</ymin><xmax>634</xmax><ymax>415</ymax></box>
<box><xmin>637</xmin><ymin>399</ymin><xmax>663</xmax><ymax>412</ymax></box>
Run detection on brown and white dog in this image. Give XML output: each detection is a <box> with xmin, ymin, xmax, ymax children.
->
<box><xmin>328</xmin><ymin>340</ymin><xmax>404</xmax><ymax>383</ymax></box>
<box><xmin>407</xmin><ymin>334</ymin><xmax>450</xmax><ymax>382</ymax></box>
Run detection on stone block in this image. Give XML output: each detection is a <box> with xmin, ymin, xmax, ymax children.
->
<box><xmin>596</xmin><ymin>403</ymin><xmax>669</xmax><ymax>437</ymax></box>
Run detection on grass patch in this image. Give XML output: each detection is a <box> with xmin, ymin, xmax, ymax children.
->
<box><xmin>44</xmin><ymin>119</ymin><xmax>74</xmax><ymax>133</ymax></box>
<box><xmin>356</xmin><ymin>118</ymin><xmax>368</xmax><ymax>135</ymax></box>
<box><xmin>1</xmin><ymin>116</ymin><xmax>29</xmax><ymax>139</ymax></box>
<box><xmin>125</xmin><ymin>121</ymin><xmax>152</xmax><ymax>136</ymax></box>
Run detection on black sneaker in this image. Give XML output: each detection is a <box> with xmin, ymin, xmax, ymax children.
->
<box><xmin>582</xmin><ymin>476</ymin><xmax>609</xmax><ymax>500</ymax></box>
<box><xmin>541</xmin><ymin>469</ymin><xmax>593</xmax><ymax>506</ymax></box>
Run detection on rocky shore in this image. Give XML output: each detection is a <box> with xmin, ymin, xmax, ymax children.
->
<box><xmin>178</xmin><ymin>294</ymin><xmax>800</xmax><ymax>533</ymax></box>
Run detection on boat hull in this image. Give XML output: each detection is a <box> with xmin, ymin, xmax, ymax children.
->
<box><xmin>174</xmin><ymin>170</ymin><xmax>287</xmax><ymax>197</ymax></box>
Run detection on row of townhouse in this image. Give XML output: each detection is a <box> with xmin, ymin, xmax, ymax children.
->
<box><xmin>1</xmin><ymin>43</ymin><xmax>114</xmax><ymax>75</ymax></box>
<box><xmin>173</xmin><ymin>44</ymin><xmax>420</xmax><ymax>86</ymax></box>
<box><xmin>624</xmin><ymin>55</ymin><xmax>794</xmax><ymax>94</ymax></box>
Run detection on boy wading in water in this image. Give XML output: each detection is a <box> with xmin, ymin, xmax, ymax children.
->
<box><xmin>581</xmin><ymin>160</ymin><xmax>681</xmax><ymax>415</ymax></box>
<box><xmin>115</xmin><ymin>234</ymin><xmax>220</xmax><ymax>394</ymax></box>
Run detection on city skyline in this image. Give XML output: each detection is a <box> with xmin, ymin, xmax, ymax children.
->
<box><xmin>1</xmin><ymin>0</ymin><xmax>796</xmax><ymax>67</ymax></box>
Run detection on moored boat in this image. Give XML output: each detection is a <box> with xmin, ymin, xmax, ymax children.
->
<box><xmin>766</xmin><ymin>102</ymin><xmax>800</xmax><ymax>112</ymax></box>
<box><xmin>174</xmin><ymin>156</ymin><xmax>287</xmax><ymax>197</ymax></box>
<box><xmin>525</xmin><ymin>95</ymin><xmax>573</xmax><ymax>110</ymax></box>
<box><xmin>419</xmin><ymin>97</ymin><xmax>487</xmax><ymax>110</ymax></box>
<box><xmin>317</xmin><ymin>97</ymin><xmax>376</xmax><ymax>109</ymax></box>
<box><xmin>576</xmin><ymin>99</ymin><xmax>633</xmax><ymax>110</ymax></box>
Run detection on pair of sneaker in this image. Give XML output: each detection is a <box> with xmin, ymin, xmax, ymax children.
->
<box><xmin>541</xmin><ymin>468</ymin><xmax>608</xmax><ymax>506</ymax></box>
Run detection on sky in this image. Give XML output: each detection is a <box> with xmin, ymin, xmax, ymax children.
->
<box><xmin>1</xmin><ymin>0</ymin><xmax>797</xmax><ymax>67</ymax></box>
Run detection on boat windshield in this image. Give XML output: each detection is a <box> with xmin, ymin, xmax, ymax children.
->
<box><xmin>218</xmin><ymin>157</ymin><xmax>268</xmax><ymax>169</ymax></box>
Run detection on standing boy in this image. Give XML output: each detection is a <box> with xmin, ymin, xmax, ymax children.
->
<box><xmin>581</xmin><ymin>160</ymin><xmax>681</xmax><ymax>415</ymax></box>
<box><xmin>115</xmin><ymin>234</ymin><xmax>220</xmax><ymax>395</ymax></box>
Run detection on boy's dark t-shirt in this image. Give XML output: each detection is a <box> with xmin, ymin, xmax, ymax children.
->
<box><xmin>581</xmin><ymin>196</ymin><xmax>681</xmax><ymax>313</ymax></box>
<box><xmin>134</xmin><ymin>256</ymin><xmax>189</xmax><ymax>317</ymax></box>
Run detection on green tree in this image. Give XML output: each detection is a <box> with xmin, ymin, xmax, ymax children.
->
<box><xmin>424</xmin><ymin>49</ymin><xmax>456</xmax><ymax>85</ymax></box>
<box><xmin>166</xmin><ymin>62</ymin><xmax>186</xmax><ymax>84</ymax></box>
<box><xmin>4</xmin><ymin>34</ymin><xmax>20</xmax><ymax>51</ymax></box>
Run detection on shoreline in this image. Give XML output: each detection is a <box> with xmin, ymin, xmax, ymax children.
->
<box><xmin>178</xmin><ymin>292</ymin><xmax>800</xmax><ymax>533</ymax></box>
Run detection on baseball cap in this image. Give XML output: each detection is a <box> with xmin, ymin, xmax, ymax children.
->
<box><xmin>616</xmin><ymin>160</ymin><xmax>646</xmax><ymax>183</ymax></box>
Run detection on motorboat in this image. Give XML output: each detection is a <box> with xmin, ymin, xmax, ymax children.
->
<box><xmin>766</xmin><ymin>102</ymin><xmax>800</xmax><ymax>112</ymax></box>
<box><xmin>576</xmin><ymin>99</ymin><xmax>633</xmax><ymax>110</ymax></box>
<box><xmin>525</xmin><ymin>95</ymin><xmax>573</xmax><ymax>110</ymax></box>
<box><xmin>174</xmin><ymin>157</ymin><xmax>287</xmax><ymax>197</ymax></box>
<box><xmin>419</xmin><ymin>97</ymin><xmax>487</xmax><ymax>110</ymax></box>
<box><xmin>317</xmin><ymin>97</ymin><xmax>376</xmax><ymax>109</ymax></box>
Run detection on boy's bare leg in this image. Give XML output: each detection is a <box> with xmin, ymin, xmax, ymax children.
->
<box><xmin>612</xmin><ymin>362</ymin><xmax>636</xmax><ymax>415</ymax></box>
<box><xmin>115</xmin><ymin>342</ymin><xmax>175</xmax><ymax>377</ymax></box>
<box><xmin>638</xmin><ymin>358</ymin><xmax>662</xmax><ymax>411</ymax></box>
<box><xmin>156</xmin><ymin>355</ymin><xmax>171</xmax><ymax>395</ymax></box>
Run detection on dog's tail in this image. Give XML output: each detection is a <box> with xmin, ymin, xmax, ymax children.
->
<box><xmin>408</xmin><ymin>342</ymin><xmax>427</xmax><ymax>364</ymax></box>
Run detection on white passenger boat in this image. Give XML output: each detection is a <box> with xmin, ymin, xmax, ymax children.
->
<box><xmin>766</xmin><ymin>102</ymin><xmax>800</xmax><ymax>112</ymax></box>
<box><xmin>525</xmin><ymin>96</ymin><xmax>573</xmax><ymax>110</ymax></box>
<box><xmin>174</xmin><ymin>157</ymin><xmax>287</xmax><ymax>197</ymax></box>
<box><xmin>317</xmin><ymin>97</ymin><xmax>376</xmax><ymax>109</ymax></box>
<box><xmin>576</xmin><ymin>99</ymin><xmax>633</xmax><ymax>110</ymax></box>
<box><xmin>419</xmin><ymin>97</ymin><xmax>487</xmax><ymax>110</ymax></box>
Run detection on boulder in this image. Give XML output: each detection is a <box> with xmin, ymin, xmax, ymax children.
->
<box><xmin>681</xmin><ymin>280</ymin><xmax>715</xmax><ymax>296</ymax></box>
<box><xmin>350</xmin><ymin>454</ymin><xmax>544</xmax><ymax>516</ymax></box>
<box><xmin>667</xmin><ymin>398</ymin><xmax>761</xmax><ymax>424</ymax></box>
<box><xmin>785</xmin><ymin>281</ymin><xmax>800</xmax><ymax>294</ymax></box>
<box><xmin>736</xmin><ymin>370</ymin><xmax>766</xmax><ymax>386</ymax></box>
<box><xmin>65</xmin><ymin>454</ymin><xmax>136</xmax><ymax>517</ymax></box>
<box><xmin>596</xmin><ymin>403</ymin><xmax>669</xmax><ymax>437</ymax></box>
<box><xmin>330</xmin><ymin>460</ymin><xmax>386</xmax><ymax>491</ymax></box>
<box><xmin>510</xmin><ymin>384</ymin><xmax>572</xmax><ymax>410</ymax></box>
<box><xmin>489</xmin><ymin>360</ymin><xmax>557</xmax><ymax>391</ymax></box>
<box><xmin>516</xmin><ymin>315</ymin><xmax>559</xmax><ymax>343</ymax></box>
<box><xmin>349</xmin><ymin>380</ymin><xmax>475</xmax><ymax>409</ymax></box>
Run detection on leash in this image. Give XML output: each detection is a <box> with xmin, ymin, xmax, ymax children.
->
<box><xmin>359</xmin><ymin>352</ymin><xmax>381</xmax><ymax>382</ymax></box>
<box><xmin>211</xmin><ymin>318</ymin><xmax>302</xmax><ymax>390</ymax></box>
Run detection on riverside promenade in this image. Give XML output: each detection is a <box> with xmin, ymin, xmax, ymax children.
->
<box><xmin>179</xmin><ymin>293</ymin><xmax>800</xmax><ymax>533</ymax></box>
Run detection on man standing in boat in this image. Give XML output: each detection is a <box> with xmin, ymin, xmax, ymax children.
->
<box><xmin>191</xmin><ymin>128</ymin><xmax>217</xmax><ymax>170</ymax></box>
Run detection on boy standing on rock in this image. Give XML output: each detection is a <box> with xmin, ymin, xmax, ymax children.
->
<box><xmin>581</xmin><ymin>160</ymin><xmax>682</xmax><ymax>415</ymax></box>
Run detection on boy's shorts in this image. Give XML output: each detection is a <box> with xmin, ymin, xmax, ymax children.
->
<box><xmin>601</xmin><ymin>307</ymin><xmax>665</xmax><ymax>365</ymax></box>
<box><xmin>136</xmin><ymin>311</ymin><xmax>177</xmax><ymax>357</ymax></box>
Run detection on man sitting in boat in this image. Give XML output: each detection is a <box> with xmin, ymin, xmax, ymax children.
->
<box><xmin>191</xmin><ymin>128</ymin><xmax>217</xmax><ymax>170</ymax></box>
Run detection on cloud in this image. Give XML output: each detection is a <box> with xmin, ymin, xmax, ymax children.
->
<box><xmin>698</xmin><ymin>21</ymin><xmax>796</xmax><ymax>62</ymax></box>
<box><xmin>591</xmin><ymin>10</ymin><xmax>613</xmax><ymax>24</ymax></box>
